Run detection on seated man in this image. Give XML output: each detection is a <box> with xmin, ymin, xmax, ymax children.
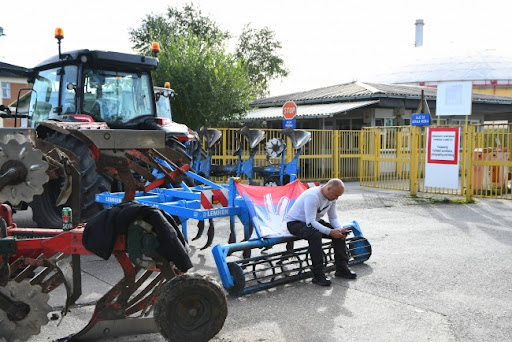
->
<box><xmin>285</xmin><ymin>178</ymin><xmax>356</xmax><ymax>286</ymax></box>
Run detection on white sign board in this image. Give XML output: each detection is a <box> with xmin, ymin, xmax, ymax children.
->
<box><xmin>436</xmin><ymin>81</ymin><xmax>472</xmax><ymax>116</ymax></box>
<box><xmin>424</xmin><ymin>127</ymin><xmax>460</xmax><ymax>189</ymax></box>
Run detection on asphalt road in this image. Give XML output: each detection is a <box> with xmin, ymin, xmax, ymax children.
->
<box><xmin>17</xmin><ymin>183</ymin><xmax>512</xmax><ymax>342</ymax></box>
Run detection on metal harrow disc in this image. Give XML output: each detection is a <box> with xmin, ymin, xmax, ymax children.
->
<box><xmin>265</xmin><ymin>138</ymin><xmax>285</xmax><ymax>158</ymax></box>
<box><xmin>0</xmin><ymin>139</ymin><xmax>49</xmax><ymax>204</ymax></box>
<box><xmin>0</xmin><ymin>280</ymin><xmax>52</xmax><ymax>342</ymax></box>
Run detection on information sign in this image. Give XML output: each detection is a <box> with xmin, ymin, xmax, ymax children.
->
<box><xmin>411</xmin><ymin>113</ymin><xmax>431</xmax><ymax>126</ymax></box>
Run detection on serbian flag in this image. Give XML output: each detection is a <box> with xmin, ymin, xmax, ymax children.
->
<box><xmin>235</xmin><ymin>180</ymin><xmax>307</xmax><ymax>238</ymax></box>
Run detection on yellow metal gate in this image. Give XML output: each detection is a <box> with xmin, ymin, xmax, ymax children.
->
<box><xmin>359</xmin><ymin>125</ymin><xmax>512</xmax><ymax>200</ymax></box>
<box><xmin>207</xmin><ymin>125</ymin><xmax>511</xmax><ymax>200</ymax></box>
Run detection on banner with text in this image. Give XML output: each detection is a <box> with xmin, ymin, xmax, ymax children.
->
<box><xmin>425</xmin><ymin>127</ymin><xmax>460</xmax><ymax>189</ymax></box>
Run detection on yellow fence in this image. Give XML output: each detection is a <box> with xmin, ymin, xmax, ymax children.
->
<box><xmin>208</xmin><ymin>125</ymin><xmax>512</xmax><ymax>200</ymax></box>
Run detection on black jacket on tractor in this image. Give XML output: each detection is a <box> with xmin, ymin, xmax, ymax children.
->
<box><xmin>83</xmin><ymin>201</ymin><xmax>193</xmax><ymax>272</ymax></box>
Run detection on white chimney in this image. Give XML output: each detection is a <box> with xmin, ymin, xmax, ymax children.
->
<box><xmin>415</xmin><ymin>19</ymin><xmax>424</xmax><ymax>47</ymax></box>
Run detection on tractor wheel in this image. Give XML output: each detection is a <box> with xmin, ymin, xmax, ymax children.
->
<box><xmin>166</xmin><ymin>138</ymin><xmax>192</xmax><ymax>165</ymax></box>
<box><xmin>30</xmin><ymin>132</ymin><xmax>111</xmax><ymax>228</ymax></box>
<box><xmin>154</xmin><ymin>273</ymin><xmax>227</xmax><ymax>342</ymax></box>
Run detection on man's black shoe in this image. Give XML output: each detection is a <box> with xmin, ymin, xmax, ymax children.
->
<box><xmin>335</xmin><ymin>265</ymin><xmax>357</xmax><ymax>279</ymax></box>
<box><xmin>312</xmin><ymin>275</ymin><xmax>332</xmax><ymax>286</ymax></box>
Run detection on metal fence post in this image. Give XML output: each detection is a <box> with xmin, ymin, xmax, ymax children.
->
<box><xmin>410</xmin><ymin>126</ymin><xmax>419</xmax><ymax>196</ymax></box>
<box><xmin>373</xmin><ymin>128</ymin><xmax>380</xmax><ymax>187</ymax></box>
<box><xmin>465</xmin><ymin>125</ymin><xmax>474</xmax><ymax>202</ymax></box>
<box><xmin>333</xmin><ymin>130</ymin><xmax>340</xmax><ymax>179</ymax></box>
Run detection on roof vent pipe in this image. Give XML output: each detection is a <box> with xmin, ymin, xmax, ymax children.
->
<box><xmin>415</xmin><ymin>19</ymin><xmax>424</xmax><ymax>47</ymax></box>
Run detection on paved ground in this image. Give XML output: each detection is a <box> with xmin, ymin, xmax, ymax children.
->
<box><xmin>16</xmin><ymin>183</ymin><xmax>512</xmax><ymax>342</ymax></box>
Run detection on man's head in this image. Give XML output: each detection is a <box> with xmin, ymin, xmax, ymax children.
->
<box><xmin>321</xmin><ymin>178</ymin><xmax>345</xmax><ymax>201</ymax></box>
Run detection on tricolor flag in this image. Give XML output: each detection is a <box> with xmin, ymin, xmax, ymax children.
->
<box><xmin>235</xmin><ymin>180</ymin><xmax>307</xmax><ymax>238</ymax></box>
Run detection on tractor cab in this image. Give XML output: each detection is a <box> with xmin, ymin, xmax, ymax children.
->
<box><xmin>154</xmin><ymin>84</ymin><xmax>198</xmax><ymax>143</ymax></box>
<box><xmin>19</xmin><ymin>28</ymin><xmax>158</xmax><ymax>131</ymax></box>
<box><xmin>27</xmin><ymin>49</ymin><xmax>158</xmax><ymax>129</ymax></box>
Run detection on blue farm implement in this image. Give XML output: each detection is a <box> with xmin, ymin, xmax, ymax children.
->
<box><xmin>212</xmin><ymin>220</ymin><xmax>371</xmax><ymax>296</ymax></box>
<box><xmin>96</xmin><ymin>173</ymin><xmax>372</xmax><ymax>296</ymax></box>
<box><xmin>253</xmin><ymin>127</ymin><xmax>312</xmax><ymax>186</ymax></box>
<box><xmin>191</xmin><ymin>126</ymin><xmax>265</xmax><ymax>184</ymax></box>
<box><xmin>192</xmin><ymin>126</ymin><xmax>313</xmax><ymax>186</ymax></box>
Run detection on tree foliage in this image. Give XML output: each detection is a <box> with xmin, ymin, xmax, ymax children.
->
<box><xmin>130</xmin><ymin>4</ymin><xmax>230</xmax><ymax>53</ymax></box>
<box><xmin>129</xmin><ymin>2</ymin><xmax>288</xmax><ymax>128</ymax></box>
<box><xmin>154</xmin><ymin>34</ymin><xmax>252</xmax><ymax>128</ymax></box>
<box><xmin>235</xmin><ymin>24</ymin><xmax>289</xmax><ymax>98</ymax></box>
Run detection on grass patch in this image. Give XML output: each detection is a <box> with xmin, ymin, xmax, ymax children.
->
<box><xmin>407</xmin><ymin>195</ymin><xmax>476</xmax><ymax>204</ymax></box>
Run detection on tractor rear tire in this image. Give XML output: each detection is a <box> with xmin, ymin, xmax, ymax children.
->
<box><xmin>154</xmin><ymin>273</ymin><xmax>227</xmax><ymax>342</ymax></box>
<box><xmin>30</xmin><ymin>132</ymin><xmax>111</xmax><ymax>228</ymax></box>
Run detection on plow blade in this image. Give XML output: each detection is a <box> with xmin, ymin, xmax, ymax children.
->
<box><xmin>59</xmin><ymin>317</ymin><xmax>157</xmax><ymax>341</ymax></box>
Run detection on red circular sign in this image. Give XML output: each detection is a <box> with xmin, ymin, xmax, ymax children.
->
<box><xmin>282</xmin><ymin>101</ymin><xmax>297</xmax><ymax>119</ymax></box>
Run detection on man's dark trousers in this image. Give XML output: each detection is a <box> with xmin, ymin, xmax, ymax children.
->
<box><xmin>287</xmin><ymin>220</ymin><xmax>348</xmax><ymax>276</ymax></box>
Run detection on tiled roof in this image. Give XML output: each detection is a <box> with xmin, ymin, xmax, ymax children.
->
<box><xmin>0</xmin><ymin>62</ymin><xmax>28</xmax><ymax>78</ymax></box>
<box><xmin>252</xmin><ymin>81</ymin><xmax>512</xmax><ymax>107</ymax></box>
<box><xmin>242</xmin><ymin>100</ymin><xmax>379</xmax><ymax>121</ymax></box>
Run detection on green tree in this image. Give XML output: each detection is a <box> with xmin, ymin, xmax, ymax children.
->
<box><xmin>129</xmin><ymin>2</ymin><xmax>288</xmax><ymax>126</ymax></box>
<box><xmin>235</xmin><ymin>24</ymin><xmax>289</xmax><ymax>98</ymax></box>
<box><xmin>154</xmin><ymin>34</ymin><xmax>252</xmax><ymax>128</ymax></box>
<box><xmin>130</xmin><ymin>3</ymin><xmax>230</xmax><ymax>52</ymax></box>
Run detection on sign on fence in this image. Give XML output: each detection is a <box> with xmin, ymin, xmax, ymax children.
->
<box><xmin>411</xmin><ymin>113</ymin><xmax>431</xmax><ymax>126</ymax></box>
<box><xmin>425</xmin><ymin>127</ymin><xmax>460</xmax><ymax>189</ymax></box>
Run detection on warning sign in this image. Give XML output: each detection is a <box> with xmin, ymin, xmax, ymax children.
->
<box><xmin>425</xmin><ymin>127</ymin><xmax>460</xmax><ymax>189</ymax></box>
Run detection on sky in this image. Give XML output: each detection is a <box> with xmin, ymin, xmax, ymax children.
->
<box><xmin>2</xmin><ymin>0</ymin><xmax>512</xmax><ymax>96</ymax></box>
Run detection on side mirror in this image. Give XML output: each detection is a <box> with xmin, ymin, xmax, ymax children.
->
<box><xmin>0</xmin><ymin>104</ymin><xmax>11</xmax><ymax>115</ymax></box>
<box><xmin>66</xmin><ymin>82</ymin><xmax>77</xmax><ymax>91</ymax></box>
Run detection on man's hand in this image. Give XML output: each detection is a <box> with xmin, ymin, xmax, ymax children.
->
<box><xmin>329</xmin><ymin>227</ymin><xmax>351</xmax><ymax>239</ymax></box>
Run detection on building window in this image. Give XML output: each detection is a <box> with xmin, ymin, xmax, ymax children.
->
<box><xmin>375</xmin><ymin>118</ymin><xmax>395</xmax><ymax>126</ymax></box>
<box><xmin>451</xmin><ymin>119</ymin><xmax>480</xmax><ymax>125</ymax></box>
<box><xmin>1</xmin><ymin>82</ymin><xmax>10</xmax><ymax>99</ymax></box>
